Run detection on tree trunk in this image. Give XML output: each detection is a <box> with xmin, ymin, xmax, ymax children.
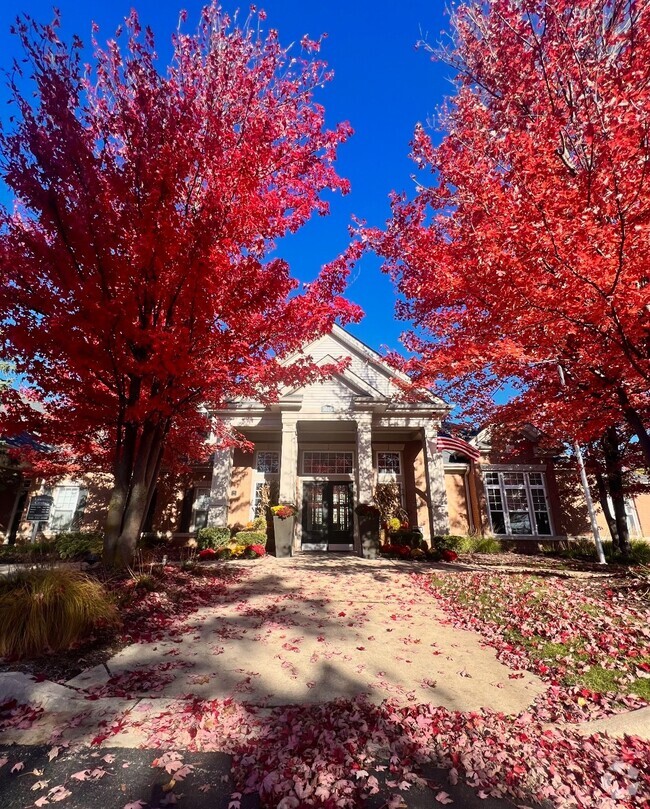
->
<box><xmin>103</xmin><ymin>479</ymin><xmax>128</xmax><ymax>566</ymax></box>
<box><xmin>111</xmin><ymin>421</ymin><xmax>165</xmax><ymax>568</ymax></box>
<box><xmin>595</xmin><ymin>469</ymin><xmax>619</xmax><ymax>550</ymax></box>
<box><xmin>617</xmin><ymin>387</ymin><xmax>650</xmax><ymax>468</ymax></box>
<box><xmin>602</xmin><ymin>426</ymin><xmax>631</xmax><ymax>558</ymax></box>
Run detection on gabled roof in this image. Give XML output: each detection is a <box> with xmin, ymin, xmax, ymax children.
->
<box><xmin>279</xmin><ymin>324</ymin><xmax>448</xmax><ymax>410</ymax></box>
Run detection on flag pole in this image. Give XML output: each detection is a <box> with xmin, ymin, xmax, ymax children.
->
<box><xmin>557</xmin><ymin>364</ymin><xmax>607</xmax><ymax>565</ymax></box>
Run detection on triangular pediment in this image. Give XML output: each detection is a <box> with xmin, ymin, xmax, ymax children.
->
<box><xmin>281</xmin><ymin>353</ymin><xmax>388</xmax><ymax>402</ymax></box>
<box><xmin>220</xmin><ymin>325</ymin><xmax>450</xmax><ymax>412</ymax></box>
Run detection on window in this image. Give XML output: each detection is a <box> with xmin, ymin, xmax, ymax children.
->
<box><xmin>376</xmin><ymin>451</ymin><xmax>404</xmax><ymax>508</ymax></box>
<box><xmin>484</xmin><ymin>470</ymin><xmax>552</xmax><ymax>536</ymax></box>
<box><xmin>606</xmin><ymin>496</ymin><xmax>643</xmax><ymax>538</ymax></box>
<box><xmin>50</xmin><ymin>486</ymin><xmax>86</xmax><ymax>531</ymax></box>
<box><xmin>303</xmin><ymin>451</ymin><xmax>353</xmax><ymax>475</ymax></box>
<box><xmin>377</xmin><ymin>452</ymin><xmax>401</xmax><ymax>475</ymax></box>
<box><xmin>256</xmin><ymin>451</ymin><xmax>279</xmax><ymax>474</ymax></box>
<box><xmin>253</xmin><ymin>480</ymin><xmax>279</xmax><ymax>517</ymax></box>
<box><xmin>251</xmin><ymin>448</ymin><xmax>280</xmax><ymax>520</ymax></box>
<box><xmin>624</xmin><ymin>499</ymin><xmax>642</xmax><ymax>538</ymax></box>
<box><xmin>190</xmin><ymin>487</ymin><xmax>211</xmax><ymax>532</ymax></box>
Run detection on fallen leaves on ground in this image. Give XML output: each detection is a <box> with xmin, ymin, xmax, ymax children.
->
<box><xmin>110</xmin><ymin>566</ymin><xmax>248</xmax><ymax>645</ymax></box>
<box><xmin>417</xmin><ymin>570</ymin><xmax>650</xmax><ymax>719</ymax></box>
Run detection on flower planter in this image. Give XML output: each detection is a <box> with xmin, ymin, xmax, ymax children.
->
<box><xmin>272</xmin><ymin>515</ymin><xmax>295</xmax><ymax>558</ymax></box>
<box><xmin>358</xmin><ymin>512</ymin><xmax>381</xmax><ymax>559</ymax></box>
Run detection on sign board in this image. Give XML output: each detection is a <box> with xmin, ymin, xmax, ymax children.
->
<box><xmin>25</xmin><ymin>494</ymin><xmax>53</xmax><ymax>522</ymax></box>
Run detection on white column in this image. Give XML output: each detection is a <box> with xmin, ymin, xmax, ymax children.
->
<box><xmin>207</xmin><ymin>446</ymin><xmax>233</xmax><ymax>527</ymax></box>
<box><xmin>279</xmin><ymin>414</ymin><xmax>298</xmax><ymax>503</ymax></box>
<box><xmin>355</xmin><ymin>414</ymin><xmax>374</xmax><ymax>505</ymax></box>
<box><xmin>422</xmin><ymin>423</ymin><xmax>450</xmax><ymax>536</ymax></box>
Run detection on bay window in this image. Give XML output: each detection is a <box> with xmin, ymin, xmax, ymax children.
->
<box><xmin>484</xmin><ymin>470</ymin><xmax>552</xmax><ymax>536</ymax></box>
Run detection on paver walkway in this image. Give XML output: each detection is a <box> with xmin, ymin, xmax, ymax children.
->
<box><xmin>69</xmin><ymin>554</ymin><xmax>546</xmax><ymax>711</ymax></box>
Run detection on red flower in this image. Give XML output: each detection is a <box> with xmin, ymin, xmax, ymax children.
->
<box><xmin>198</xmin><ymin>548</ymin><xmax>216</xmax><ymax>559</ymax></box>
<box><xmin>441</xmin><ymin>549</ymin><xmax>458</xmax><ymax>562</ymax></box>
<box><xmin>250</xmin><ymin>544</ymin><xmax>266</xmax><ymax>557</ymax></box>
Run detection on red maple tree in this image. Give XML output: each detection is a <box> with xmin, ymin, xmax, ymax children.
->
<box><xmin>369</xmin><ymin>0</ymin><xmax>650</xmax><ymax>465</ymax></box>
<box><xmin>0</xmin><ymin>7</ymin><xmax>361</xmax><ymax>565</ymax></box>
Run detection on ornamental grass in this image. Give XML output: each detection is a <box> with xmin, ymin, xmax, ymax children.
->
<box><xmin>0</xmin><ymin>568</ymin><xmax>118</xmax><ymax>659</ymax></box>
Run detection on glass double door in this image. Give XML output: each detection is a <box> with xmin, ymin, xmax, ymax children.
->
<box><xmin>301</xmin><ymin>481</ymin><xmax>354</xmax><ymax>550</ymax></box>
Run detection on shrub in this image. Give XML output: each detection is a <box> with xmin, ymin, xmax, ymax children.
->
<box><xmin>28</xmin><ymin>540</ymin><xmax>58</xmax><ymax>556</ymax></box>
<box><xmin>216</xmin><ymin>546</ymin><xmax>232</xmax><ymax>560</ymax></box>
<box><xmin>431</xmin><ymin>535</ymin><xmax>467</xmax><ymax>552</ymax></box>
<box><xmin>0</xmin><ymin>542</ymin><xmax>58</xmax><ymax>561</ymax></box>
<box><xmin>133</xmin><ymin>574</ymin><xmax>159</xmax><ymax>592</ymax></box>
<box><xmin>252</xmin><ymin>515</ymin><xmax>267</xmax><ymax>531</ymax></box>
<box><xmin>197</xmin><ymin>526</ymin><xmax>231</xmax><ymax>550</ymax></box>
<box><xmin>0</xmin><ymin>568</ymin><xmax>118</xmax><ymax>659</ymax></box>
<box><xmin>628</xmin><ymin>541</ymin><xmax>650</xmax><ymax>565</ymax></box>
<box><xmin>234</xmin><ymin>530</ymin><xmax>267</xmax><ymax>547</ymax></box>
<box><xmin>472</xmin><ymin>536</ymin><xmax>503</xmax><ymax>554</ymax></box>
<box><xmin>54</xmin><ymin>531</ymin><xmax>103</xmax><ymax>560</ymax></box>
<box><xmin>431</xmin><ymin>535</ymin><xmax>503</xmax><ymax>555</ymax></box>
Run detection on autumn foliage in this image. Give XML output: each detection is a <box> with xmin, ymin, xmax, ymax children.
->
<box><xmin>369</xmin><ymin>0</ymin><xmax>650</xmax><ymax>463</ymax></box>
<box><xmin>0</xmin><ymin>6</ymin><xmax>360</xmax><ymax>565</ymax></box>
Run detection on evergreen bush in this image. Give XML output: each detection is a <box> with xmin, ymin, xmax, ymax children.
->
<box><xmin>55</xmin><ymin>531</ymin><xmax>103</xmax><ymax>559</ymax></box>
<box><xmin>197</xmin><ymin>526</ymin><xmax>231</xmax><ymax>550</ymax></box>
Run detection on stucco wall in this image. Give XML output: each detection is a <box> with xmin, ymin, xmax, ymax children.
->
<box><xmin>633</xmin><ymin>492</ymin><xmax>650</xmax><ymax>538</ymax></box>
<box><xmin>228</xmin><ymin>448</ymin><xmax>254</xmax><ymax>528</ymax></box>
<box><xmin>402</xmin><ymin>441</ymin><xmax>431</xmax><ymax>541</ymax></box>
<box><xmin>445</xmin><ymin>471</ymin><xmax>471</xmax><ymax>536</ymax></box>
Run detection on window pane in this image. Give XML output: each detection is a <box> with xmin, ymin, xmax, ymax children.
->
<box><xmin>256</xmin><ymin>451</ymin><xmax>279</xmax><ymax>473</ymax></box>
<box><xmin>489</xmin><ymin>510</ymin><xmax>507</xmax><ymax>534</ymax></box>
<box><xmin>55</xmin><ymin>487</ymin><xmax>78</xmax><ymax>510</ymax></box>
<box><xmin>191</xmin><ymin>488</ymin><xmax>211</xmax><ymax>531</ymax></box>
<box><xmin>50</xmin><ymin>510</ymin><xmax>74</xmax><ymax>531</ymax></box>
<box><xmin>377</xmin><ymin>452</ymin><xmax>401</xmax><ymax>475</ymax></box>
<box><xmin>51</xmin><ymin>487</ymin><xmax>79</xmax><ymax>531</ymax></box>
<box><xmin>484</xmin><ymin>472</ymin><xmax>499</xmax><ymax>485</ymax></box>
<box><xmin>528</xmin><ymin>472</ymin><xmax>543</xmax><ymax>486</ymax></box>
<box><xmin>535</xmin><ymin>511</ymin><xmax>551</xmax><ymax>535</ymax></box>
<box><xmin>509</xmin><ymin>511</ymin><xmax>532</xmax><ymax>534</ymax></box>
<box><xmin>303</xmin><ymin>452</ymin><xmax>353</xmax><ymax>475</ymax></box>
<box><xmin>502</xmin><ymin>472</ymin><xmax>525</xmax><ymax>486</ymax></box>
<box><xmin>505</xmin><ymin>488</ymin><xmax>528</xmax><ymax>511</ymax></box>
<box><xmin>487</xmin><ymin>486</ymin><xmax>503</xmax><ymax>510</ymax></box>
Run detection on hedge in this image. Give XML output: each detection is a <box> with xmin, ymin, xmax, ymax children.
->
<box><xmin>234</xmin><ymin>530</ymin><xmax>267</xmax><ymax>547</ymax></box>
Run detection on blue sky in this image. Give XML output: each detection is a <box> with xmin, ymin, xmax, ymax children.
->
<box><xmin>0</xmin><ymin>1</ymin><xmax>453</xmax><ymax>356</ymax></box>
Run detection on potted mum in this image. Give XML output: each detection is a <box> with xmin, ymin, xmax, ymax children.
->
<box><xmin>355</xmin><ymin>503</ymin><xmax>381</xmax><ymax>559</ymax></box>
<box><xmin>271</xmin><ymin>504</ymin><xmax>297</xmax><ymax>558</ymax></box>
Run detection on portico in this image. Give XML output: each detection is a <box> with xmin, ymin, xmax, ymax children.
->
<box><xmin>205</xmin><ymin>325</ymin><xmax>450</xmax><ymax>554</ymax></box>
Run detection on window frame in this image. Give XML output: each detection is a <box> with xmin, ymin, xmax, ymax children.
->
<box><xmin>189</xmin><ymin>486</ymin><xmax>211</xmax><ymax>533</ymax></box>
<box><xmin>302</xmin><ymin>451</ymin><xmax>354</xmax><ymax>476</ymax></box>
<box><xmin>255</xmin><ymin>450</ymin><xmax>280</xmax><ymax>474</ymax></box>
<box><xmin>375</xmin><ymin>450</ymin><xmax>404</xmax><ymax>508</ymax></box>
<box><xmin>483</xmin><ymin>468</ymin><xmax>553</xmax><ymax>537</ymax></box>
<box><xmin>251</xmin><ymin>447</ymin><xmax>281</xmax><ymax>520</ymax></box>
<box><xmin>49</xmin><ymin>485</ymin><xmax>82</xmax><ymax>532</ymax></box>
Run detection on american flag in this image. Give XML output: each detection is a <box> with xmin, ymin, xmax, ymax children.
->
<box><xmin>436</xmin><ymin>432</ymin><xmax>481</xmax><ymax>462</ymax></box>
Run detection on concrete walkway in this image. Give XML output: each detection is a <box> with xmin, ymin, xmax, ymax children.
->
<box><xmin>73</xmin><ymin>554</ymin><xmax>545</xmax><ymax>711</ymax></box>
